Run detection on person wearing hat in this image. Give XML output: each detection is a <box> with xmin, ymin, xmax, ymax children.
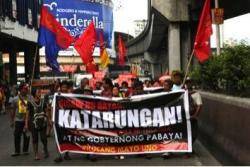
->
<box><xmin>10</xmin><ymin>83</ymin><xmax>31</xmax><ymax>156</ymax></box>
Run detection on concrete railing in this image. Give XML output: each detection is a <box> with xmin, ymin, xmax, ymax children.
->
<box><xmin>199</xmin><ymin>91</ymin><xmax>250</xmax><ymax>165</ymax></box>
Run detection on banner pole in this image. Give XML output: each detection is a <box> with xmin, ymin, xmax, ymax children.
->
<box><xmin>30</xmin><ymin>45</ymin><xmax>39</xmax><ymax>93</ymax></box>
<box><xmin>182</xmin><ymin>50</ymin><xmax>195</xmax><ymax>86</ymax></box>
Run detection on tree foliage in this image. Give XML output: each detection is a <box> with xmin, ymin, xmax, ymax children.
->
<box><xmin>190</xmin><ymin>42</ymin><xmax>250</xmax><ymax>97</ymax></box>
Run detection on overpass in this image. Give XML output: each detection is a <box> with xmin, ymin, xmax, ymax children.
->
<box><xmin>126</xmin><ymin>0</ymin><xmax>250</xmax><ymax>79</ymax></box>
<box><xmin>126</xmin><ymin>0</ymin><xmax>250</xmax><ymax>165</ymax></box>
<box><xmin>0</xmin><ymin>0</ymin><xmax>40</xmax><ymax>84</ymax></box>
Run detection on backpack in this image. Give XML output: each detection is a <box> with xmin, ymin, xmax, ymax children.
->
<box><xmin>33</xmin><ymin>99</ymin><xmax>47</xmax><ymax>130</ymax></box>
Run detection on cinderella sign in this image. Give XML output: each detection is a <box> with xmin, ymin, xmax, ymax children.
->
<box><xmin>43</xmin><ymin>0</ymin><xmax>114</xmax><ymax>48</ymax></box>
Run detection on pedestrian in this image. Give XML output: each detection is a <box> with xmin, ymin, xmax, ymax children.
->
<box><xmin>131</xmin><ymin>79</ymin><xmax>145</xmax><ymax>96</ymax></box>
<box><xmin>130</xmin><ymin>80</ymin><xmax>152</xmax><ymax>159</ymax></box>
<box><xmin>185</xmin><ymin>77</ymin><xmax>203</xmax><ymax>143</ymax></box>
<box><xmin>163</xmin><ymin>79</ymin><xmax>173</xmax><ymax>92</ymax></box>
<box><xmin>120</xmin><ymin>81</ymin><xmax>130</xmax><ymax>98</ymax></box>
<box><xmin>73</xmin><ymin>78</ymin><xmax>89</xmax><ymax>94</ymax></box>
<box><xmin>144</xmin><ymin>80</ymin><xmax>151</xmax><ymax>88</ymax></box>
<box><xmin>171</xmin><ymin>71</ymin><xmax>183</xmax><ymax>91</ymax></box>
<box><xmin>101</xmin><ymin>78</ymin><xmax>113</xmax><ymax>98</ymax></box>
<box><xmin>112</xmin><ymin>86</ymin><xmax>122</xmax><ymax>97</ymax></box>
<box><xmin>0</xmin><ymin>85</ymin><xmax>6</xmax><ymax>114</ymax></box>
<box><xmin>68</xmin><ymin>80</ymin><xmax>74</xmax><ymax>93</ymax></box>
<box><xmin>43</xmin><ymin>83</ymin><xmax>56</xmax><ymax>137</ymax></box>
<box><xmin>25</xmin><ymin>88</ymin><xmax>49</xmax><ymax>160</ymax></box>
<box><xmin>82</xmin><ymin>86</ymin><xmax>98</xmax><ymax>162</ymax></box>
<box><xmin>54</xmin><ymin>80</ymin><xmax>71</xmax><ymax>163</ymax></box>
<box><xmin>10</xmin><ymin>83</ymin><xmax>30</xmax><ymax>156</ymax></box>
<box><xmin>95</xmin><ymin>81</ymin><xmax>103</xmax><ymax>90</ymax></box>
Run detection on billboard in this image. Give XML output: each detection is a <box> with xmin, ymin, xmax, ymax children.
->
<box><xmin>43</xmin><ymin>0</ymin><xmax>114</xmax><ymax>48</ymax></box>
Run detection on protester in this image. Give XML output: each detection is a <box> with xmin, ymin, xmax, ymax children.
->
<box><xmin>131</xmin><ymin>79</ymin><xmax>145</xmax><ymax>96</ymax></box>
<box><xmin>68</xmin><ymin>80</ymin><xmax>74</xmax><ymax>93</ymax></box>
<box><xmin>120</xmin><ymin>81</ymin><xmax>130</xmax><ymax>98</ymax></box>
<box><xmin>101</xmin><ymin>78</ymin><xmax>113</xmax><ymax>98</ymax></box>
<box><xmin>121</xmin><ymin>81</ymin><xmax>128</xmax><ymax>90</ymax></box>
<box><xmin>10</xmin><ymin>83</ymin><xmax>30</xmax><ymax>156</ymax></box>
<box><xmin>73</xmin><ymin>78</ymin><xmax>89</xmax><ymax>94</ymax></box>
<box><xmin>95</xmin><ymin>81</ymin><xmax>103</xmax><ymax>90</ymax></box>
<box><xmin>112</xmin><ymin>86</ymin><xmax>125</xmax><ymax>160</ymax></box>
<box><xmin>43</xmin><ymin>83</ymin><xmax>56</xmax><ymax>137</ymax></box>
<box><xmin>161</xmin><ymin>80</ymin><xmax>174</xmax><ymax>159</ymax></box>
<box><xmin>163</xmin><ymin>79</ymin><xmax>173</xmax><ymax>92</ymax></box>
<box><xmin>112</xmin><ymin>86</ymin><xmax>122</xmax><ymax>97</ymax></box>
<box><xmin>54</xmin><ymin>81</ymin><xmax>71</xmax><ymax>163</ymax></box>
<box><xmin>185</xmin><ymin>77</ymin><xmax>203</xmax><ymax>143</ymax></box>
<box><xmin>82</xmin><ymin>85</ymin><xmax>97</xmax><ymax>162</ymax></box>
<box><xmin>143</xmin><ymin>80</ymin><xmax>151</xmax><ymax>88</ymax></box>
<box><xmin>0</xmin><ymin>85</ymin><xmax>6</xmax><ymax>114</ymax></box>
<box><xmin>26</xmin><ymin>89</ymin><xmax>49</xmax><ymax>160</ymax></box>
<box><xmin>171</xmin><ymin>71</ymin><xmax>183</xmax><ymax>91</ymax></box>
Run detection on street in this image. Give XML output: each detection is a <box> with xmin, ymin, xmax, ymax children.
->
<box><xmin>0</xmin><ymin>113</ymin><xmax>220</xmax><ymax>166</ymax></box>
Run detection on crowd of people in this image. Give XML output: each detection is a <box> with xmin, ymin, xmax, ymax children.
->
<box><xmin>1</xmin><ymin>70</ymin><xmax>203</xmax><ymax>162</ymax></box>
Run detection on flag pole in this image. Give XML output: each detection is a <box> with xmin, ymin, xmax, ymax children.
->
<box><xmin>182</xmin><ymin>49</ymin><xmax>195</xmax><ymax>86</ymax></box>
<box><xmin>30</xmin><ymin>45</ymin><xmax>39</xmax><ymax>93</ymax></box>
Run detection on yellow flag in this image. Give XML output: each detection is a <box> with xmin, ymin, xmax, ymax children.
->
<box><xmin>100</xmin><ymin>48</ymin><xmax>110</xmax><ymax>68</ymax></box>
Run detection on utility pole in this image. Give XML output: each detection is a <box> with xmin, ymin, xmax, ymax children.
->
<box><xmin>215</xmin><ymin>0</ymin><xmax>221</xmax><ymax>55</ymax></box>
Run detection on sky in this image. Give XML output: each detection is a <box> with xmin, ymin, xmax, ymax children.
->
<box><xmin>211</xmin><ymin>13</ymin><xmax>250</xmax><ymax>47</ymax></box>
<box><xmin>113</xmin><ymin>0</ymin><xmax>148</xmax><ymax>37</ymax></box>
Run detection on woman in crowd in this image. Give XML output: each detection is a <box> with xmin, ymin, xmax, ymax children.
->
<box><xmin>112</xmin><ymin>86</ymin><xmax>122</xmax><ymax>97</ymax></box>
<box><xmin>101</xmin><ymin>78</ymin><xmax>113</xmax><ymax>98</ymax></box>
<box><xmin>25</xmin><ymin>89</ymin><xmax>49</xmax><ymax>160</ymax></box>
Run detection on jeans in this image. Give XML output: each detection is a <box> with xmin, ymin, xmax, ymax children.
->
<box><xmin>191</xmin><ymin>118</ymin><xmax>198</xmax><ymax>143</ymax></box>
<box><xmin>14</xmin><ymin>121</ymin><xmax>30</xmax><ymax>153</ymax></box>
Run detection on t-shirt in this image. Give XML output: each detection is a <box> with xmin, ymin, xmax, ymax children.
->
<box><xmin>73</xmin><ymin>88</ymin><xmax>85</xmax><ymax>94</ymax></box>
<box><xmin>12</xmin><ymin>95</ymin><xmax>30</xmax><ymax>122</ymax></box>
<box><xmin>172</xmin><ymin>84</ymin><xmax>182</xmax><ymax>91</ymax></box>
<box><xmin>43</xmin><ymin>92</ymin><xmax>54</xmax><ymax>110</ymax></box>
<box><xmin>191</xmin><ymin>92</ymin><xmax>203</xmax><ymax>106</ymax></box>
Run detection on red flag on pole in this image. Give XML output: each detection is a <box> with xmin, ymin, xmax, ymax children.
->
<box><xmin>74</xmin><ymin>21</ymin><xmax>97</xmax><ymax>65</ymax></box>
<box><xmin>118</xmin><ymin>35</ymin><xmax>127</xmax><ymax>66</ymax></box>
<box><xmin>194</xmin><ymin>0</ymin><xmax>213</xmax><ymax>63</ymax></box>
<box><xmin>86</xmin><ymin>61</ymin><xmax>98</xmax><ymax>74</ymax></box>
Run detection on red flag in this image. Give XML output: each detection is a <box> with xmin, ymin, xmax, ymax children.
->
<box><xmin>118</xmin><ymin>35</ymin><xmax>127</xmax><ymax>66</ymax></box>
<box><xmin>74</xmin><ymin>21</ymin><xmax>96</xmax><ymax>65</ymax></box>
<box><xmin>194</xmin><ymin>0</ymin><xmax>213</xmax><ymax>63</ymax></box>
<box><xmin>86</xmin><ymin>61</ymin><xmax>98</xmax><ymax>74</ymax></box>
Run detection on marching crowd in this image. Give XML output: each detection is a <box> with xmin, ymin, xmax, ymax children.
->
<box><xmin>0</xmin><ymin>70</ymin><xmax>203</xmax><ymax>162</ymax></box>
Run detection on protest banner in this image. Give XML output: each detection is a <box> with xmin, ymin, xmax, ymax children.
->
<box><xmin>53</xmin><ymin>90</ymin><xmax>192</xmax><ymax>155</ymax></box>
